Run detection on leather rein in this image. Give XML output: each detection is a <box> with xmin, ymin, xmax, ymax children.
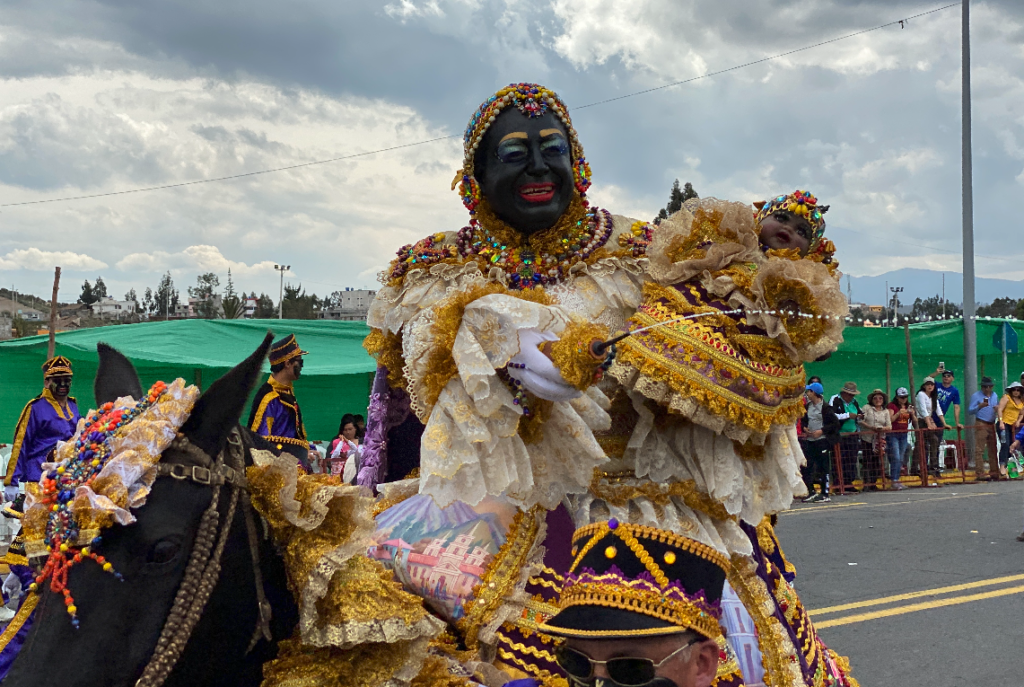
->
<box><xmin>134</xmin><ymin>429</ymin><xmax>272</xmax><ymax>687</ymax></box>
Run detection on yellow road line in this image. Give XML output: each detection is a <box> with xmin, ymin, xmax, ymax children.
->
<box><xmin>782</xmin><ymin>491</ymin><xmax>996</xmax><ymax>516</ymax></box>
<box><xmin>809</xmin><ymin>573</ymin><xmax>1024</xmax><ymax>616</ymax></box>
<box><xmin>814</xmin><ymin>584</ymin><xmax>1024</xmax><ymax>629</ymax></box>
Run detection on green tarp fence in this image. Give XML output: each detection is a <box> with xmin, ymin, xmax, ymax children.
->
<box><xmin>1</xmin><ymin>316</ymin><xmax>1019</xmax><ymax>445</ymax></box>
<box><xmin>0</xmin><ymin>319</ymin><xmax>375</xmax><ymax>443</ymax></box>
<box><xmin>806</xmin><ymin>318</ymin><xmax>1024</xmax><ymax>407</ymax></box>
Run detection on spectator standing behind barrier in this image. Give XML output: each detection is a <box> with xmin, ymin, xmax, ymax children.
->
<box><xmin>932</xmin><ymin>368</ymin><xmax>964</xmax><ymax>431</ymax></box>
<box><xmin>887</xmin><ymin>388</ymin><xmax>916</xmax><ymax>490</ymax></box>
<box><xmin>968</xmin><ymin>377</ymin><xmax>1000</xmax><ymax>481</ymax></box>
<box><xmin>798</xmin><ymin>375</ymin><xmax>823</xmax><ymax>490</ymax></box>
<box><xmin>802</xmin><ymin>382</ymin><xmax>840</xmax><ymax>503</ymax></box>
<box><xmin>830</xmin><ymin>382</ymin><xmax>863</xmax><ymax>492</ymax></box>
<box><xmin>996</xmin><ymin>382</ymin><xmax>1024</xmax><ymax>479</ymax></box>
<box><xmin>861</xmin><ymin>389</ymin><xmax>891</xmax><ymax>491</ymax></box>
<box><xmin>915</xmin><ymin>377</ymin><xmax>943</xmax><ymax>477</ymax></box>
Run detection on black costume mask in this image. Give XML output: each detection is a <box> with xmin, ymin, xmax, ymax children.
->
<box><xmin>474</xmin><ymin>108</ymin><xmax>575</xmax><ymax>235</ymax></box>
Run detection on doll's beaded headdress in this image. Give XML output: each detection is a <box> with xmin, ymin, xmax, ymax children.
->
<box><xmin>755</xmin><ymin>189</ymin><xmax>837</xmax><ymax>265</ymax></box>
<box><xmin>456</xmin><ymin>83</ymin><xmax>591</xmax><ymax>218</ymax></box>
<box><xmin>755</xmin><ymin>190</ymin><xmax>828</xmax><ymax>248</ymax></box>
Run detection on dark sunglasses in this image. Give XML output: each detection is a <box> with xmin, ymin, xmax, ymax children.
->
<box><xmin>555</xmin><ymin>637</ymin><xmax>700</xmax><ymax>686</ymax></box>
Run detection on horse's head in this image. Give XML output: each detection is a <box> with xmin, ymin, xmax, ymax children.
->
<box><xmin>6</xmin><ymin>333</ymin><xmax>296</xmax><ymax>687</ymax></box>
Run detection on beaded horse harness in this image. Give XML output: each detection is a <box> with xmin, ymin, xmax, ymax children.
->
<box><xmin>134</xmin><ymin>429</ymin><xmax>271</xmax><ymax>687</ymax></box>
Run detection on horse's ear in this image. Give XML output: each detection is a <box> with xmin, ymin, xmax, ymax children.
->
<box><xmin>95</xmin><ymin>343</ymin><xmax>143</xmax><ymax>406</ymax></box>
<box><xmin>180</xmin><ymin>332</ymin><xmax>273</xmax><ymax>458</ymax></box>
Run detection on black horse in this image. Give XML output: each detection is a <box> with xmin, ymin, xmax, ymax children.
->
<box><xmin>4</xmin><ymin>335</ymin><xmax>298</xmax><ymax>687</ymax></box>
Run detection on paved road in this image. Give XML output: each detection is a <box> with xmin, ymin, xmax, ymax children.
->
<box><xmin>777</xmin><ymin>480</ymin><xmax>1024</xmax><ymax>686</ymax></box>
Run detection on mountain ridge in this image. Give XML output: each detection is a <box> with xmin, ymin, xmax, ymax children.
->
<box><xmin>842</xmin><ymin>269</ymin><xmax>1024</xmax><ymax>307</ymax></box>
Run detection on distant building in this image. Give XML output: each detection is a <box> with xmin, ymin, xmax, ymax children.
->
<box><xmin>91</xmin><ymin>296</ymin><xmax>137</xmax><ymax>320</ymax></box>
<box><xmin>319</xmin><ymin>288</ymin><xmax>376</xmax><ymax>321</ymax></box>
<box><xmin>0</xmin><ymin>297</ymin><xmax>44</xmax><ymax>321</ymax></box>
<box><xmin>243</xmin><ymin>297</ymin><xmax>258</xmax><ymax>319</ymax></box>
<box><xmin>187</xmin><ymin>295</ymin><xmax>223</xmax><ymax>319</ymax></box>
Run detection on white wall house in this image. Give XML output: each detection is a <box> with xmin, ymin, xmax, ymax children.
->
<box><xmin>91</xmin><ymin>296</ymin><xmax>137</xmax><ymax>320</ymax></box>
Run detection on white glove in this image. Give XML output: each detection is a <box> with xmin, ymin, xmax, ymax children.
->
<box><xmin>3</xmin><ymin>485</ymin><xmax>18</xmax><ymax>502</ymax></box>
<box><xmin>2</xmin><ymin>573</ymin><xmax>20</xmax><ymax>600</ymax></box>
<box><xmin>506</xmin><ymin>328</ymin><xmax>581</xmax><ymax>403</ymax></box>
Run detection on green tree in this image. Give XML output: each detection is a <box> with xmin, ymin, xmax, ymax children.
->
<box><xmin>910</xmin><ymin>295</ymin><xmax>962</xmax><ymax>320</ymax></box>
<box><xmin>281</xmin><ymin>284</ymin><xmax>322</xmax><ymax>319</ymax></box>
<box><xmin>221</xmin><ymin>269</ymin><xmax>243</xmax><ymax>320</ymax></box>
<box><xmin>93</xmin><ymin>276</ymin><xmax>108</xmax><ymax>300</ymax></box>
<box><xmin>253</xmin><ymin>292</ymin><xmax>277</xmax><ymax>319</ymax></box>
<box><xmin>154</xmin><ymin>272</ymin><xmax>179</xmax><ymax>317</ymax></box>
<box><xmin>977</xmin><ymin>297</ymin><xmax>1021</xmax><ymax>318</ymax></box>
<box><xmin>189</xmin><ymin>272</ymin><xmax>221</xmax><ymax>319</ymax></box>
<box><xmin>653</xmin><ymin>179</ymin><xmax>699</xmax><ymax>224</ymax></box>
<box><xmin>78</xmin><ymin>280</ymin><xmax>96</xmax><ymax>305</ymax></box>
<box><xmin>142</xmin><ymin>288</ymin><xmax>155</xmax><ymax>316</ymax></box>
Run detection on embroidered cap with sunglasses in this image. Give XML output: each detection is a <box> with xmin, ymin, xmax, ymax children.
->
<box><xmin>538</xmin><ymin>520</ymin><xmax>739</xmax><ymax>687</ymax></box>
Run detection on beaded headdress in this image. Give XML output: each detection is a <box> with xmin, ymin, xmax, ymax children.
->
<box><xmin>755</xmin><ymin>189</ymin><xmax>836</xmax><ymax>264</ymax></box>
<box><xmin>538</xmin><ymin>520</ymin><xmax>727</xmax><ymax>640</ymax></box>
<box><xmin>21</xmin><ymin>379</ymin><xmax>199</xmax><ymax>625</ymax></box>
<box><xmin>456</xmin><ymin>83</ymin><xmax>591</xmax><ymax>218</ymax></box>
<box><xmin>42</xmin><ymin>355</ymin><xmax>73</xmax><ymax>377</ymax></box>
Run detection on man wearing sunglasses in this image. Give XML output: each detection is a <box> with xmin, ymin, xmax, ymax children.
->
<box><xmin>247</xmin><ymin>333</ymin><xmax>312</xmax><ymax>471</ymax></box>
<box><xmin>538</xmin><ymin>520</ymin><xmax>740</xmax><ymax>687</ymax></box>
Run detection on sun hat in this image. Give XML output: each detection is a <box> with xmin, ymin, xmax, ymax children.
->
<box><xmin>841</xmin><ymin>381</ymin><xmax>859</xmax><ymax>395</ymax></box>
<box><xmin>981</xmin><ymin>376</ymin><xmax>994</xmax><ymax>387</ymax></box>
<box><xmin>1006</xmin><ymin>381</ymin><xmax>1024</xmax><ymax>393</ymax></box>
<box><xmin>868</xmin><ymin>389</ymin><xmax>887</xmax><ymax>404</ymax></box>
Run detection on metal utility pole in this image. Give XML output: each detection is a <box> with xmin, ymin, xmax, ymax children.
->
<box><xmin>942</xmin><ymin>273</ymin><xmax>946</xmax><ymax>319</ymax></box>
<box><xmin>274</xmin><ymin>264</ymin><xmax>290</xmax><ymax>320</ymax></box>
<box><xmin>962</xmin><ymin>0</ymin><xmax>978</xmax><ymax>399</ymax></box>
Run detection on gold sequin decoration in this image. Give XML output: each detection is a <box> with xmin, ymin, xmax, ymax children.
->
<box><xmin>588</xmin><ymin>476</ymin><xmax>735</xmax><ymax>524</ymax></box>
<box><xmin>315</xmin><ymin>555</ymin><xmax>432</xmax><ymax>629</ymax></box>
<box><xmin>548</xmin><ymin>319</ymin><xmax>610</xmax><ymax>391</ymax></box>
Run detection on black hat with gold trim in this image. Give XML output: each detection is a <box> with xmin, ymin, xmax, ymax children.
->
<box><xmin>42</xmin><ymin>355</ymin><xmax>73</xmax><ymax>377</ymax></box>
<box><xmin>538</xmin><ymin>519</ymin><xmax>727</xmax><ymax>640</ymax></box>
<box><xmin>2</xmin><ymin>493</ymin><xmax>25</xmax><ymax>521</ymax></box>
<box><xmin>269</xmin><ymin>334</ymin><xmax>308</xmax><ymax>367</ymax></box>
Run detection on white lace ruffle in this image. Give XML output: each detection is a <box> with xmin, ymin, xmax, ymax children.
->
<box><xmin>413</xmin><ymin>293</ymin><xmax>611</xmax><ymax>510</ymax></box>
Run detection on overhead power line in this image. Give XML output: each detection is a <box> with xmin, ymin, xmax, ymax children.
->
<box><xmin>0</xmin><ymin>2</ymin><xmax>959</xmax><ymax>209</ymax></box>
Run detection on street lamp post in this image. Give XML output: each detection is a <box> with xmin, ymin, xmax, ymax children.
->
<box><xmin>274</xmin><ymin>264</ymin><xmax>290</xmax><ymax>320</ymax></box>
<box><xmin>890</xmin><ymin>286</ymin><xmax>903</xmax><ymax>327</ymax></box>
<box><xmin>962</xmin><ymin>0</ymin><xmax>978</xmax><ymax>398</ymax></box>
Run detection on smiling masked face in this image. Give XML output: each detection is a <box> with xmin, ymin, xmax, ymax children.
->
<box><xmin>474</xmin><ymin>108</ymin><xmax>575</xmax><ymax>235</ymax></box>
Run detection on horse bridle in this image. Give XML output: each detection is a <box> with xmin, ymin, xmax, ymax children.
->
<box><xmin>134</xmin><ymin>429</ymin><xmax>272</xmax><ymax>687</ymax></box>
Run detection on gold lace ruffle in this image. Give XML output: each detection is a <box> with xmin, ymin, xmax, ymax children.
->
<box><xmin>246</xmin><ymin>450</ymin><xmax>443</xmax><ymax>652</ymax></box>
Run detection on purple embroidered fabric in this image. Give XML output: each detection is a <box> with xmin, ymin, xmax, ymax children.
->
<box><xmin>357</xmin><ymin>366</ymin><xmax>417</xmax><ymax>490</ymax></box>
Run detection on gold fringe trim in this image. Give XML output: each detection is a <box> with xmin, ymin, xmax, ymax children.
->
<box><xmin>0</xmin><ymin>592</ymin><xmax>38</xmax><ymax>653</ymax></box>
<box><xmin>364</xmin><ymin>328</ymin><xmax>407</xmax><ymax>389</ymax></box>
<box><xmin>727</xmin><ymin>555</ymin><xmax>805</xmax><ymax>687</ymax></box>
<box><xmin>459</xmin><ymin>506</ymin><xmax>543</xmax><ymax>652</ymax></box>
<box><xmin>588</xmin><ymin>478</ymin><xmax>735</xmax><ymax>525</ymax></box>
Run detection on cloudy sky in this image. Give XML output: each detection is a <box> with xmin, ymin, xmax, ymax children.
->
<box><xmin>1</xmin><ymin>0</ymin><xmax>1022</xmax><ymax>306</ymax></box>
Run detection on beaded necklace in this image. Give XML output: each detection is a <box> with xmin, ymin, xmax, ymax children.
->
<box><xmin>30</xmin><ymin>380</ymin><xmax>169</xmax><ymax>627</ymax></box>
<box><xmin>455</xmin><ymin>199</ymin><xmax>613</xmax><ymax>289</ymax></box>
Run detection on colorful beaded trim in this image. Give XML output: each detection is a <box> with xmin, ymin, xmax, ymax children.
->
<box><xmin>459</xmin><ymin>83</ymin><xmax>591</xmax><ymax>215</ymax></box>
<box><xmin>30</xmin><ymin>381</ymin><xmax>169</xmax><ymax>627</ymax></box>
<box><xmin>455</xmin><ymin>206</ymin><xmax>613</xmax><ymax>289</ymax></box>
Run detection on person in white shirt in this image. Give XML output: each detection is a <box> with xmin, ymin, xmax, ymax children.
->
<box><xmin>915</xmin><ymin>377</ymin><xmax>943</xmax><ymax>477</ymax></box>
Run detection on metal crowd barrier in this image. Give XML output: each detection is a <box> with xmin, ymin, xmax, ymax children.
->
<box><xmin>799</xmin><ymin>424</ymin><xmax>1016</xmax><ymax>495</ymax></box>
